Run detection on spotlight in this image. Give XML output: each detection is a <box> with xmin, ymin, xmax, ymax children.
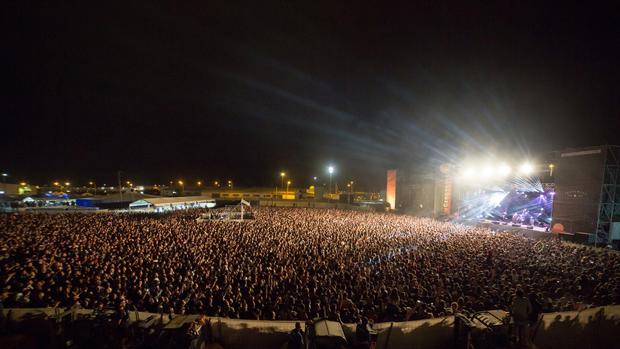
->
<box><xmin>461</xmin><ymin>167</ymin><xmax>475</xmax><ymax>179</ymax></box>
<box><xmin>481</xmin><ymin>165</ymin><xmax>493</xmax><ymax>178</ymax></box>
<box><xmin>519</xmin><ymin>162</ymin><xmax>534</xmax><ymax>175</ymax></box>
<box><xmin>498</xmin><ymin>163</ymin><xmax>511</xmax><ymax>177</ymax></box>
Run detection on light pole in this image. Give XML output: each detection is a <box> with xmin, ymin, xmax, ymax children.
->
<box><xmin>280</xmin><ymin>172</ymin><xmax>286</xmax><ymax>192</ymax></box>
<box><xmin>228</xmin><ymin>180</ymin><xmax>233</xmax><ymax>190</ymax></box>
<box><xmin>178</xmin><ymin>180</ymin><xmax>184</xmax><ymax>196</ymax></box>
<box><xmin>347</xmin><ymin>183</ymin><xmax>351</xmax><ymax>204</ymax></box>
<box><xmin>328</xmin><ymin>166</ymin><xmax>334</xmax><ymax>194</ymax></box>
<box><xmin>286</xmin><ymin>180</ymin><xmax>291</xmax><ymax>193</ymax></box>
<box><xmin>1</xmin><ymin>173</ymin><xmax>7</xmax><ymax>194</ymax></box>
<box><xmin>349</xmin><ymin>180</ymin><xmax>355</xmax><ymax>204</ymax></box>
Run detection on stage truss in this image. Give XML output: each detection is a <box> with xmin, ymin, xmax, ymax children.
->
<box><xmin>596</xmin><ymin>145</ymin><xmax>619</xmax><ymax>246</ymax></box>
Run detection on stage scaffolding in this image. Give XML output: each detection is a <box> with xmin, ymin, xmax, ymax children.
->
<box><xmin>596</xmin><ymin>145</ymin><xmax>620</xmax><ymax>246</ymax></box>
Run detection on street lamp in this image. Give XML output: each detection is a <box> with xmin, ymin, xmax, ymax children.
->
<box><xmin>178</xmin><ymin>180</ymin><xmax>184</xmax><ymax>195</ymax></box>
<box><xmin>1</xmin><ymin>173</ymin><xmax>7</xmax><ymax>195</ymax></box>
<box><xmin>348</xmin><ymin>180</ymin><xmax>354</xmax><ymax>204</ymax></box>
<box><xmin>197</xmin><ymin>181</ymin><xmax>202</xmax><ymax>186</ymax></box>
<box><xmin>280</xmin><ymin>172</ymin><xmax>286</xmax><ymax>192</ymax></box>
<box><xmin>286</xmin><ymin>180</ymin><xmax>291</xmax><ymax>193</ymax></box>
<box><xmin>327</xmin><ymin>166</ymin><xmax>335</xmax><ymax>194</ymax></box>
<box><xmin>214</xmin><ymin>181</ymin><xmax>219</xmax><ymax>187</ymax></box>
<box><xmin>549</xmin><ymin>164</ymin><xmax>555</xmax><ymax>177</ymax></box>
<box><xmin>227</xmin><ymin>180</ymin><xmax>233</xmax><ymax>190</ymax></box>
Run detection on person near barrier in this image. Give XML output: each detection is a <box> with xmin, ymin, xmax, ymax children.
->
<box><xmin>355</xmin><ymin>317</ymin><xmax>371</xmax><ymax>349</ymax></box>
<box><xmin>510</xmin><ymin>288</ymin><xmax>532</xmax><ymax>348</ymax></box>
<box><xmin>288</xmin><ymin>322</ymin><xmax>304</xmax><ymax>349</ymax></box>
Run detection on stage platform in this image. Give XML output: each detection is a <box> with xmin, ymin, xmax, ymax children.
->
<box><xmin>471</xmin><ymin>219</ymin><xmax>557</xmax><ymax>240</ymax></box>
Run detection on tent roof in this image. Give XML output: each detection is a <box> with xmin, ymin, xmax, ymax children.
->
<box><xmin>130</xmin><ymin>195</ymin><xmax>215</xmax><ymax>207</ymax></box>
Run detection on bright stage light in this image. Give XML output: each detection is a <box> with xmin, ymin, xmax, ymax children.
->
<box><xmin>461</xmin><ymin>167</ymin><xmax>475</xmax><ymax>179</ymax></box>
<box><xmin>519</xmin><ymin>163</ymin><xmax>534</xmax><ymax>175</ymax></box>
<box><xmin>498</xmin><ymin>163</ymin><xmax>511</xmax><ymax>177</ymax></box>
<box><xmin>481</xmin><ymin>165</ymin><xmax>493</xmax><ymax>178</ymax></box>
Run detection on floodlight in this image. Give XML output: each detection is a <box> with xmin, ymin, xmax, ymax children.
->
<box><xmin>481</xmin><ymin>165</ymin><xmax>493</xmax><ymax>178</ymax></box>
<box><xmin>460</xmin><ymin>167</ymin><xmax>475</xmax><ymax>179</ymax></box>
<box><xmin>328</xmin><ymin>166</ymin><xmax>334</xmax><ymax>174</ymax></box>
<box><xmin>519</xmin><ymin>163</ymin><xmax>534</xmax><ymax>175</ymax></box>
<box><xmin>498</xmin><ymin>163</ymin><xmax>511</xmax><ymax>177</ymax></box>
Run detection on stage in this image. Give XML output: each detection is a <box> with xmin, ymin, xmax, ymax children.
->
<box><xmin>472</xmin><ymin>219</ymin><xmax>557</xmax><ymax>240</ymax></box>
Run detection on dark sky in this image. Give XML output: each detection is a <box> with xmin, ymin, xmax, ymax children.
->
<box><xmin>4</xmin><ymin>1</ymin><xmax>619</xmax><ymax>190</ymax></box>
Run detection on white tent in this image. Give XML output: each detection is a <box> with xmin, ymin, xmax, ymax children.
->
<box><xmin>129</xmin><ymin>196</ymin><xmax>216</xmax><ymax>212</ymax></box>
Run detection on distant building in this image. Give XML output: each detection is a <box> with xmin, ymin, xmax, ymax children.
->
<box><xmin>202</xmin><ymin>187</ymin><xmax>280</xmax><ymax>201</ymax></box>
<box><xmin>0</xmin><ymin>183</ymin><xmax>19</xmax><ymax>196</ymax></box>
<box><xmin>0</xmin><ymin>183</ymin><xmax>37</xmax><ymax>196</ymax></box>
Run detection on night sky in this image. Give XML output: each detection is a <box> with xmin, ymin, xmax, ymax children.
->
<box><xmin>4</xmin><ymin>1</ymin><xmax>619</xmax><ymax>190</ymax></box>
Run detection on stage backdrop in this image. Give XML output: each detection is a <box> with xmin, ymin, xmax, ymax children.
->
<box><xmin>552</xmin><ymin>146</ymin><xmax>606</xmax><ymax>234</ymax></box>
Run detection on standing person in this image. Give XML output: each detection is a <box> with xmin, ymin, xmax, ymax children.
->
<box><xmin>510</xmin><ymin>288</ymin><xmax>532</xmax><ymax>348</ymax></box>
<box><xmin>288</xmin><ymin>322</ymin><xmax>304</xmax><ymax>349</ymax></box>
<box><xmin>355</xmin><ymin>317</ymin><xmax>371</xmax><ymax>349</ymax></box>
<box><xmin>528</xmin><ymin>293</ymin><xmax>543</xmax><ymax>342</ymax></box>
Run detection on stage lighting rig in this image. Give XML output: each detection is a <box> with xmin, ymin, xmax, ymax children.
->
<box><xmin>519</xmin><ymin>163</ymin><xmax>534</xmax><ymax>175</ymax></box>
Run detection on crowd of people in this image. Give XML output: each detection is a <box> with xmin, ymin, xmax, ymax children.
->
<box><xmin>1</xmin><ymin>208</ymin><xmax>619</xmax><ymax>323</ymax></box>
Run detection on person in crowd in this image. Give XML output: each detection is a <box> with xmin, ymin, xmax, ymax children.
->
<box><xmin>0</xmin><ymin>207</ymin><xmax>618</xmax><ymax>324</ymax></box>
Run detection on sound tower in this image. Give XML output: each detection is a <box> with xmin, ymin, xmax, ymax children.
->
<box><xmin>552</xmin><ymin>146</ymin><xmax>607</xmax><ymax>237</ymax></box>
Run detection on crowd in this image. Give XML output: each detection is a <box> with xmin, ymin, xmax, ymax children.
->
<box><xmin>1</xmin><ymin>208</ymin><xmax>619</xmax><ymax>323</ymax></box>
